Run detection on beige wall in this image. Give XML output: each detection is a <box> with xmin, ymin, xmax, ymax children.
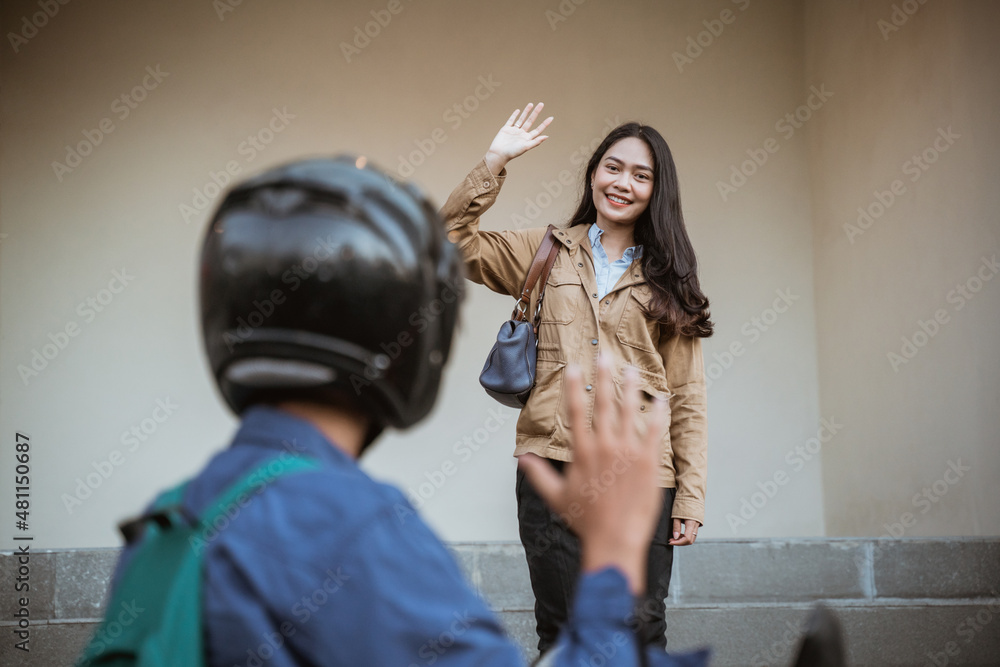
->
<box><xmin>2</xmin><ymin>0</ymin><xmax>990</xmax><ymax>549</ymax></box>
<box><xmin>805</xmin><ymin>0</ymin><xmax>1000</xmax><ymax>536</ymax></box>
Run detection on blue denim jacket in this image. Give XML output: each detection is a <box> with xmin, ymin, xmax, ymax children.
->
<box><xmin>111</xmin><ymin>405</ymin><xmax>708</xmax><ymax>666</ymax></box>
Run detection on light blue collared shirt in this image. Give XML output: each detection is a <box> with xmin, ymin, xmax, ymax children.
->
<box><xmin>588</xmin><ymin>223</ymin><xmax>644</xmax><ymax>300</ymax></box>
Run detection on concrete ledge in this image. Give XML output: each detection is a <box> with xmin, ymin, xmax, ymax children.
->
<box><xmin>53</xmin><ymin>549</ymin><xmax>119</xmax><ymax>620</ymax></box>
<box><xmin>871</xmin><ymin>539</ymin><xmax>1000</xmax><ymax>599</ymax></box>
<box><xmin>451</xmin><ymin>542</ymin><xmax>534</xmax><ymax>611</ymax></box>
<box><xmin>3</xmin><ymin>606</ymin><xmax>998</xmax><ymax>667</ymax></box>
<box><xmin>453</xmin><ymin>538</ymin><xmax>1000</xmax><ymax>608</ymax></box>
<box><xmin>663</xmin><ymin>602</ymin><xmax>1000</xmax><ymax>667</ymax></box>
<box><xmin>670</xmin><ymin>539</ymin><xmax>869</xmax><ymax>603</ymax></box>
<box><xmin>3</xmin><ymin>538</ymin><xmax>998</xmax><ymax>665</ymax></box>
<box><xmin>0</xmin><ymin>550</ymin><xmax>55</xmax><ymax>621</ymax></box>
<box><xmin>0</xmin><ymin>621</ymin><xmax>98</xmax><ymax>667</ymax></box>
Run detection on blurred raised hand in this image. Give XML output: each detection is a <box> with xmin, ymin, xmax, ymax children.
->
<box><xmin>518</xmin><ymin>356</ymin><xmax>666</xmax><ymax>595</ymax></box>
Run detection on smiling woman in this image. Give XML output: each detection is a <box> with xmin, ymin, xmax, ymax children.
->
<box><xmin>439</xmin><ymin>103</ymin><xmax>714</xmax><ymax>655</ymax></box>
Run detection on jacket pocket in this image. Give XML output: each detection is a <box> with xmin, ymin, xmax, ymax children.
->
<box><xmin>539</xmin><ymin>269</ymin><xmax>582</xmax><ymax>325</ymax></box>
<box><xmin>642</xmin><ymin>382</ymin><xmax>676</xmax><ymax>469</ymax></box>
<box><xmin>616</xmin><ymin>285</ymin><xmax>658</xmax><ymax>354</ymax></box>
<box><xmin>517</xmin><ymin>359</ymin><xmax>565</xmax><ymax>437</ymax></box>
<box><xmin>613</xmin><ymin>370</ymin><xmax>675</xmax><ymax>468</ymax></box>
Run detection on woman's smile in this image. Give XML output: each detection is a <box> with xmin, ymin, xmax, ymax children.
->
<box><xmin>592</xmin><ymin>136</ymin><xmax>654</xmax><ymax>228</ymax></box>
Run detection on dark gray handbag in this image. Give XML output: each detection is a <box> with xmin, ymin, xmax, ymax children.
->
<box><xmin>479</xmin><ymin>226</ymin><xmax>561</xmax><ymax>408</ymax></box>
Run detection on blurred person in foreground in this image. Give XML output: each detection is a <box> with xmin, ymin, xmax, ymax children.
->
<box><xmin>78</xmin><ymin>155</ymin><xmax>710</xmax><ymax>666</ymax></box>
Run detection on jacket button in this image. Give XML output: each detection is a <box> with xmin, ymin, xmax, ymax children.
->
<box><xmin>591</xmin><ymin>339</ymin><xmax>598</xmax><ymax>345</ymax></box>
<box><xmin>483</xmin><ymin>181</ymin><xmax>491</xmax><ymax>187</ymax></box>
<box><xmin>577</xmin><ymin>262</ymin><xmax>583</xmax><ymax>267</ymax></box>
<box><xmin>558</xmin><ymin>231</ymin><xmax>565</xmax><ymax>236</ymax></box>
<box><xmin>640</xmin><ymin>405</ymin><xmax>646</xmax><ymax>411</ymax></box>
<box><xmin>585</xmin><ymin>384</ymin><xmax>593</xmax><ymax>391</ymax></box>
<box><xmin>592</xmin><ymin>292</ymin><xmax>597</xmax><ymax>298</ymax></box>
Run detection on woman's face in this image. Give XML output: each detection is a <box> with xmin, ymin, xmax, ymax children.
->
<box><xmin>590</xmin><ymin>136</ymin><xmax>654</xmax><ymax>232</ymax></box>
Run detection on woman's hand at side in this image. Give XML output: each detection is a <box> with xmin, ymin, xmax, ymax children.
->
<box><xmin>484</xmin><ymin>102</ymin><xmax>554</xmax><ymax>176</ymax></box>
<box><xmin>669</xmin><ymin>518</ymin><xmax>701</xmax><ymax>546</ymax></box>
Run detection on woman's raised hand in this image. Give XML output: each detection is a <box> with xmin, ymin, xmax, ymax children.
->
<box><xmin>484</xmin><ymin>103</ymin><xmax>554</xmax><ymax>176</ymax></box>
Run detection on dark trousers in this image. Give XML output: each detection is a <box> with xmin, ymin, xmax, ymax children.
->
<box><xmin>515</xmin><ymin>461</ymin><xmax>676</xmax><ymax>653</ymax></box>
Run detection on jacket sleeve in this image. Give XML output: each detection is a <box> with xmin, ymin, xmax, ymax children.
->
<box><xmin>439</xmin><ymin>159</ymin><xmax>547</xmax><ymax>298</ymax></box>
<box><xmin>658</xmin><ymin>334</ymin><xmax>708</xmax><ymax>525</ymax></box>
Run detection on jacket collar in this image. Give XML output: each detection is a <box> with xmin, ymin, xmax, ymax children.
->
<box><xmin>554</xmin><ymin>224</ymin><xmax>647</xmax><ymax>291</ymax></box>
<box><xmin>233</xmin><ymin>404</ymin><xmax>351</xmax><ymax>468</ymax></box>
<box><xmin>551</xmin><ymin>224</ymin><xmax>591</xmax><ymax>252</ymax></box>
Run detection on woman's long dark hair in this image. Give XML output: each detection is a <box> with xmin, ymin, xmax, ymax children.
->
<box><xmin>568</xmin><ymin>122</ymin><xmax>713</xmax><ymax>339</ymax></box>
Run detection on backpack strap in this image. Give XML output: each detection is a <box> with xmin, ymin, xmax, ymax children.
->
<box><xmin>197</xmin><ymin>455</ymin><xmax>319</xmax><ymax>537</ymax></box>
<box><xmin>118</xmin><ymin>485</ymin><xmax>190</xmax><ymax>546</ymax></box>
<box><xmin>78</xmin><ymin>454</ymin><xmax>320</xmax><ymax>667</ymax></box>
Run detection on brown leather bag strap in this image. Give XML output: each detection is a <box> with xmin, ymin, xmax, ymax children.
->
<box><xmin>511</xmin><ymin>225</ymin><xmax>561</xmax><ymax>322</ymax></box>
<box><xmin>532</xmin><ymin>229</ymin><xmax>562</xmax><ymax>329</ymax></box>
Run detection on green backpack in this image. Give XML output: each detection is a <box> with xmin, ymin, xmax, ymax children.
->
<box><xmin>77</xmin><ymin>455</ymin><xmax>319</xmax><ymax>666</ymax></box>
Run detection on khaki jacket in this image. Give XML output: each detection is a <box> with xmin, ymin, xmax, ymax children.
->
<box><xmin>440</xmin><ymin>160</ymin><xmax>708</xmax><ymax>524</ymax></box>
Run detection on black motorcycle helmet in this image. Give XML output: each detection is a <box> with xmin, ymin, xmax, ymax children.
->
<box><xmin>199</xmin><ymin>155</ymin><xmax>463</xmax><ymax>444</ymax></box>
